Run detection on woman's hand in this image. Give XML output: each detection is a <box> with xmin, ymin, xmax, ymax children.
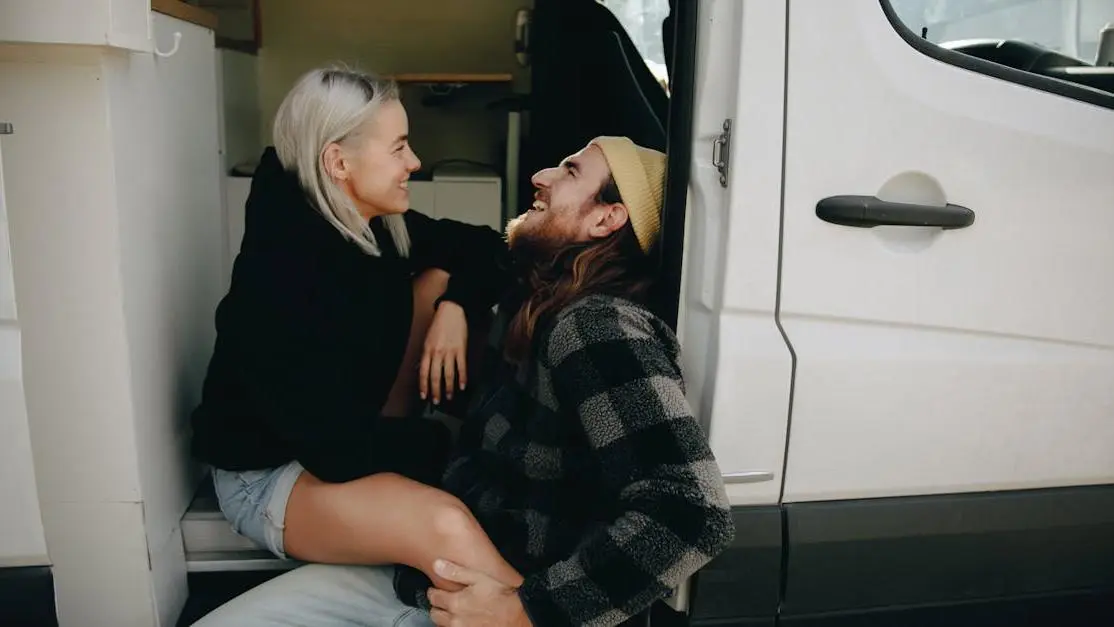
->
<box><xmin>421</xmin><ymin>301</ymin><xmax>468</xmax><ymax>405</ymax></box>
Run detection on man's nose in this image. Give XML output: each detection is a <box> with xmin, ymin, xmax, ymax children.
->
<box><xmin>531</xmin><ymin>166</ymin><xmax>557</xmax><ymax>189</ymax></box>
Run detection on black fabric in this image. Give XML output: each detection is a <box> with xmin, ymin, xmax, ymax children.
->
<box><xmin>520</xmin><ymin>0</ymin><xmax>669</xmax><ymax>214</ymax></box>
<box><xmin>189</xmin><ymin>147</ymin><xmax>511</xmax><ymax>483</ymax></box>
<box><xmin>663</xmin><ymin>0</ymin><xmax>678</xmax><ymax>82</ymax></box>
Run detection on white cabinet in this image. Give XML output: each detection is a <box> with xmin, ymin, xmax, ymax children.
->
<box><xmin>0</xmin><ymin>10</ymin><xmax>224</xmax><ymax>624</ymax></box>
<box><xmin>224</xmin><ymin>175</ymin><xmax>252</xmax><ymax>278</ymax></box>
<box><xmin>0</xmin><ymin>133</ymin><xmax>15</xmax><ymax>321</ymax></box>
<box><xmin>226</xmin><ymin>169</ymin><xmax>503</xmax><ymax>276</ymax></box>
<box><xmin>0</xmin><ymin>128</ymin><xmax>50</xmax><ymax>569</ymax></box>
<box><xmin>0</xmin><ymin>0</ymin><xmax>152</xmax><ymax>51</ymax></box>
<box><xmin>412</xmin><ymin>167</ymin><xmax>503</xmax><ymax>232</ymax></box>
<box><xmin>431</xmin><ymin>168</ymin><xmax>503</xmax><ymax>231</ymax></box>
<box><xmin>408</xmin><ymin>179</ymin><xmax>437</xmax><ymax>217</ymax></box>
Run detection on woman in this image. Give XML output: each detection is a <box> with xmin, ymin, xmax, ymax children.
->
<box><xmin>189</xmin><ymin>67</ymin><xmax>522</xmax><ymax>591</ymax></box>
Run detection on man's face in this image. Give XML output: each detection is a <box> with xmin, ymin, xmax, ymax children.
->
<box><xmin>506</xmin><ymin>144</ymin><xmax>627</xmax><ymax>251</ymax></box>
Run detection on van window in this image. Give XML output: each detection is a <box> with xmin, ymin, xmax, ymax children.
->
<box><xmin>890</xmin><ymin>0</ymin><xmax>1113</xmax><ymax>61</ymax></box>
<box><xmin>883</xmin><ymin>0</ymin><xmax>1114</xmax><ymax>105</ymax></box>
<box><xmin>596</xmin><ymin>0</ymin><xmax>671</xmax><ymax>85</ymax></box>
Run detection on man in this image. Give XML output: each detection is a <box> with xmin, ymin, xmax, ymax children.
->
<box><xmin>193</xmin><ymin>137</ymin><xmax>734</xmax><ymax>627</ymax></box>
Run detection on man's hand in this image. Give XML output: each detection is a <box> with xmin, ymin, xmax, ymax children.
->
<box><xmin>421</xmin><ymin>301</ymin><xmax>468</xmax><ymax>405</ymax></box>
<box><xmin>427</xmin><ymin>560</ymin><xmax>531</xmax><ymax>627</ymax></box>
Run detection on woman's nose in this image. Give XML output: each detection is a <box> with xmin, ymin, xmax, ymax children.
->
<box><xmin>406</xmin><ymin>147</ymin><xmax>421</xmax><ymax>172</ymax></box>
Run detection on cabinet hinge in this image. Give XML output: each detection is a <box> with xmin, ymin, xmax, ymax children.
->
<box><xmin>712</xmin><ymin>118</ymin><xmax>731</xmax><ymax>187</ymax></box>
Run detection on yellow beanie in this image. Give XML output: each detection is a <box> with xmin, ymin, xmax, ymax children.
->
<box><xmin>590</xmin><ymin>136</ymin><xmax>667</xmax><ymax>253</ymax></box>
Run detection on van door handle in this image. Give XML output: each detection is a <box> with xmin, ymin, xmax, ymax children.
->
<box><xmin>816</xmin><ymin>195</ymin><xmax>975</xmax><ymax>229</ymax></box>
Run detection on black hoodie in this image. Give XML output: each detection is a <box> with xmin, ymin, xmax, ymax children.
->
<box><xmin>190</xmin><ymin>147</ymin><xmax>512</xmax><ymax>483</ymax></box>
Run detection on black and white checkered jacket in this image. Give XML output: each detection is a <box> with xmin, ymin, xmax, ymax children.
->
<box><xmin>417</xmin><ymin>293</ymin><xmax>735</xmax><ymax>626</ymax></box>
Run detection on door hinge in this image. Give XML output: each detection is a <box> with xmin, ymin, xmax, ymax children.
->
<box><xmin>712</xmin><ymin>118</ymin><xmax>731</xmax><ymax>187</ymax></box>
<box><xmin>0</xmin><ymin>122</ymin><xmax>13</xmax><ymax>135</ymax></box>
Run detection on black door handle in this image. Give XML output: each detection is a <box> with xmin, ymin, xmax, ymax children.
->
<box><xmin>816</xmin><ymin>195</ymin><xmax>975</xmax><ymax>229</ymax></box>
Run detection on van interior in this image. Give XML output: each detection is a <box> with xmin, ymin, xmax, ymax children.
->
<box><xmin>206</xmin><ymin>0</ymin><xmax>677</xmax><ymax>248</ymax></box>
<box><xmin>177</xmin><ymin>0</ymin><xmax>696</xmax><ymax>621</ymax></box>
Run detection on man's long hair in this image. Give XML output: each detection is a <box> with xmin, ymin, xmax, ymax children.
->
<box><xmin>504</xmin><ymin>178</ymin><xmax>656</xmax><ymax>363</ymax></box>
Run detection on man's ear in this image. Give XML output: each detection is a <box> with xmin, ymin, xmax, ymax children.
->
<box><xmin>587</xmin><ymin>203</ymin><xmax>629</xmax><ymax>239</ymax></box>
<box><xmin>322</xmin><ymin>143</ymin><xmax>348</xmax><ymax>182</ymax></box>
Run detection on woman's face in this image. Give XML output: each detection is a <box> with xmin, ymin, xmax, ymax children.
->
<box><xmin>326</xmin><ymin>99</ymin><xmax>421</xmax><ymax>219</ymax></box>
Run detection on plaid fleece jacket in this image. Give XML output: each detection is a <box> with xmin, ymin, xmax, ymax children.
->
<box><xmin>408</xmin><ymin>293</ymin><xmax>734</xmax><ymax>626</ymax></box>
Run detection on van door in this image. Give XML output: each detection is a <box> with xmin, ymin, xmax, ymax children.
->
<box><xmin>678</xmin><ymin>0</ymin><xmax>791</xmax><ymax>623</ymax></box>
<box><xmin>681</xmin><ymin>0</ymin><xmax>792</xmax><ymax>508</ymax></box>
<box><xmin>778</xmin><ymin>0</ymin><xmax>1114</xmax><ymax>503</ymax></box>
<box><xmin>677</xmin><ymin>0</ymin><xmax>793</xmax><ymax>623</ymax></box>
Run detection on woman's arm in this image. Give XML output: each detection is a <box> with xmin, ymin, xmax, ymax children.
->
<box><xmin>402</xmin><ymin>210</ymin><xmax>514</xmax><ymax>319</ymax></box>
<box><xmin>402</xmin><ymin>211</ymin><xmax>514</xmax><ymax>404</ymax></box>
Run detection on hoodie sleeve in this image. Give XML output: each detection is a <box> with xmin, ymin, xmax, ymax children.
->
<box><xmin>230</xmin><ymin>248</ymin><xmax>451</xmax><ymax>485</ymax></box>
<box><xmin>402</xmin><ymin>210</ymin><xmax>513</xmax><ymax>319</ymax></box>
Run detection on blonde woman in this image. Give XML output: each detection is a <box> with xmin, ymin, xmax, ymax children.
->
<box><xmin>189</xmin><ymin>67</ymin><xmax>521</xmax><ymax>591</ymax></box>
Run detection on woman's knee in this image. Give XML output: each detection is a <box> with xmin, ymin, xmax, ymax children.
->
<box><xmin>431</xmin><ymin>498</ymin><xmax>476</xmax><ymax>535</ymax></box>
<box><xmin>429</xmin><ymin>498</ymin><xmax>485</xmax><ymax>551</ymax></box>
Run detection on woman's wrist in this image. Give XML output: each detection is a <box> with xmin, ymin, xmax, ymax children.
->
<box><xmin>434</xmin><ymin>296</ymin><xmax>465</xmax><ymax>316</ymax></box>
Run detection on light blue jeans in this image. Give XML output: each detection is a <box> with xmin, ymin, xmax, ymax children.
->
<box><xmin>211</xmin><ymin>461</ymin><xmax>305</xmax><ymax>559</ymax></box>
<box><xmin>191</xmin><ymin>564</ymin><xmax>435</xmax><ymax>627</ymax></box>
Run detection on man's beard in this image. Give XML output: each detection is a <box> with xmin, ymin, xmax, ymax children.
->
<box><xmin>505</xmin><ymin>212</ymin><xmax>568</xmax><ymax>263</ymax></box>
<box><xmin>504</xmin><ymin>212</ymin><xmax>531</xmax><ymax>249</ymax></box>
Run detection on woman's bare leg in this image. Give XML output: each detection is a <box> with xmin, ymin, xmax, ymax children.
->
<box><xmin>382</xmin><ymin>269</ymin><xmax>449</xmax><ymax>418</ymax></box>
<box><xmin>283</xmin><ymin>471</ymin><xmax>522</xmax><ymax>591</ymax></box>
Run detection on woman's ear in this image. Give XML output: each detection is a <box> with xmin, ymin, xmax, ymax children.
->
<box><xmin>322</xmin><ymin>143</ymin><xmax>348</xmax><ymax>182</ymax></box>
<box><xmin>587</xmin><ymin>203</ymin><xmax>629</xmax><ymax>239</ymax></box>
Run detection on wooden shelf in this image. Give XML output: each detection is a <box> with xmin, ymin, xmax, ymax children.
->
<box><xmin>216</xmin><ymin>36</ymin><xmax>258</xmax><ymax>54</ymax></box>
<box><xmin>152</xmin><ymin>0</ymin><xmax>219</xmax><ymax>31</ymax></box>
<box><xmin>388</xmin><ymin>73</ymin><xmax>514</xmax><ymax>84</ymax></box>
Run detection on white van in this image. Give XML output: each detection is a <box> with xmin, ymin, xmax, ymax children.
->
<box><xmin>677</xmin><ymin>0</ymin><xmax>1114</xmax><ymax>623</ymax></box>
<box><xmin>1</xmin><ymin>1</ymin><xmax>1112</xmax><ymax>625</ymax></box>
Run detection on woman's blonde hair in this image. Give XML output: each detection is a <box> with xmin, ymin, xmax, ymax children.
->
<box><xmin>273</xmin><ymin>66</ymin><xmax>411</xmax><ymax>257</ymax></box>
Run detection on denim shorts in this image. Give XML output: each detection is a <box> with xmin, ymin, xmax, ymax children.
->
<box><xmin>211</xmin><ymin>461</ymin><xmax>305</xmax><ymax>559</ymax></box>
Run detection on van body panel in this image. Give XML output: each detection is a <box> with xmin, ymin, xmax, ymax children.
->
<box><xmin>688</xmin><ymin>507</ymin><xmax>782</xmax><ymax>624</ymax></box>
<box><xmin>692</xmin><ymin>486</ymin><xmax>1114</xmax><ymax>623</ymax></box>
<box><xmin>777</xmin><ymin>0</ymin><xmax>1114</xmax><ymax>502</ymax></box>
<box><xmin>780</xmin><ymin>485</ymin><xmax>1114</xmax><ymax>615</ymax></box>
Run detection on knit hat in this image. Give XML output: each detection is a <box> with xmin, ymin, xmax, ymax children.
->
<box><xmin>590</xmin><ymin>136</ymin><xmax>667</xmax><ymax>253</ymax></box>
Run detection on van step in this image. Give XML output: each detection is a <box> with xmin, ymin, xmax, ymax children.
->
<box><xmin>186</xmin><ymin>550</ymin><xmax>297</xmax><ymax>573</ymax></box>
<box><xmin>182</xmin><ymin>479</ymin><xmax>298</xmax><ymax>573</ymax></box>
